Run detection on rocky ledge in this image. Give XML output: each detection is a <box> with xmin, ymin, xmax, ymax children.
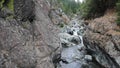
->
<box><xmin>83</xmin><ymin>12</ymin><xmax>120</xmax><ymax>68</ymax></box>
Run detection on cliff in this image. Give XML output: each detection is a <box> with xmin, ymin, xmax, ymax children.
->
<box><xmin>0</xmin><ymin>0</ymin><xmax>60</xmax><ymax>68</ymax></box>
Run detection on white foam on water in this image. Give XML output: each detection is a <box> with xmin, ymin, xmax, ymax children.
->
<box><xmin>58</xmin><ymin>19</ymin><xmax>86</xmax><ymax>68</ymax></box>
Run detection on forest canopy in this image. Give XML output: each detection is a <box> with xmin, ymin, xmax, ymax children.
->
<box><xmin>56</xmin><ymin>0</ymin><xmax>117</xmax><ymax>19</ymax></box>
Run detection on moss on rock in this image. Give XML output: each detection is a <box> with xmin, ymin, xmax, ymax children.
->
<box><xmin>0</xmin><ymin>0</ymin><xmax>5</xmax><ymax>8</ymax></box>
<box><xmin>0</xmin><ymin>0</ymin><xmax>14</xmax><ymax>12</ymax></box>
<box><xmin>7</xmin><ymin>0</ymin><xmax>14</xmax><ymax>12</ymax></box>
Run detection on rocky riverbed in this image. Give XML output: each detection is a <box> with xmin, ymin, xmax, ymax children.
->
<box><xmin>52</xmin><ymin>19</ymin><xmax>90</xmax><ymax>68</ymax></box>
<box><xmin>0</xmin><ymin>0</ymin><xmax>120</xmax><ymax>68</ymax></box>
<box><xmin>53</xmin><ymin>18</ymin><xmax>120</xmax><ymax>68</ymax></box>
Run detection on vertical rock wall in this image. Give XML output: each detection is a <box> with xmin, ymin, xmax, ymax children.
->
<box><xmin>0</xmin><ymin>0</ymin><xmax>60</xmax><ymax>68</ymax></box>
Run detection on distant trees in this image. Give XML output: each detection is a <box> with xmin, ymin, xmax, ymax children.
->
<box><xmin>80</xmin><ymin>0</ymin><xmax>117</xmax><ymax>19</ymax></box>
<box><xmin>51</xmin><ymin>0</ymin><xmax>119</xmax><ymax>24</ymax></box>
<box><xmin>80</xmin><ymin>0</ymin><xmax>96</xmax><ymax>19</ymax></box>
<box><xmin>57</xmin><ymin>0</ymin><xmax>81</xmax><ymax>15</ymax></box>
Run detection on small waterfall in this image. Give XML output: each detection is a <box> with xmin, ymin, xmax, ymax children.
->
<box><xmin>53</xmin><ymin>19</ymin><xmax>120</xmax><ymax>68</ymax></box>
<box><xmin>53</xmin><ymin>19</ymin><xmax>94</xmax><ymax>68</ymax></box>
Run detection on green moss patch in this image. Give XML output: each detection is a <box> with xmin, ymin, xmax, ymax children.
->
<box><xmin>0</xmin><ymin>0</ymin><xmax>5</xmax><ymax>8</ymax></box>
<box><xmin>0</xmin><ymin>0</ymin><xmax>14</xmax><ymax>12</ymax></box>
<box><xmin>7</xmin><ymin>0</ymin><xmax>14</xmax><ymax>12</ymax></box>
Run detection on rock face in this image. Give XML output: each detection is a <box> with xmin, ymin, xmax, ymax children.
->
<box><xmin>48</xmin><ymin>8</ymin><xmax>70</xmax><ymax>25</ymax></box>
<box><xmin>14</xmin><ymin>0</ymin><xmax>35</xmax><ymax>22</ymax></box>
<box><xmin>0</xmin><ymin>0</ymin><xmax>60</xmax><ymax>68</ymax></box>
<box><xmin>83</xmin><ymin>12</ymin><xmax>120</xmax><ymax>68</ymax></box>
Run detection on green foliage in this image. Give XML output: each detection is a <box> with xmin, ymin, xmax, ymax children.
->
<box><xmin>116</xmin><ymin>3</ymin><xmax>120</xmax><ymax>11</ymax></box>
<box><xmin>0</xmin><ymin>0</ymin><xmax>14</xmax><ymax>12</ymax></box>
<box><xmin>116</xmin><ymin>0</ymin><xmax>120</xmax><ymax>25</ymax></box>
<box><xmin>57</xmin><ymin>0</ymin><xmax>81</xmax><ymax>15</ymax></box>
<box><xmin>116</xmin><ymin>20</ymin><xmax>120</xmax><ymax>26</ymax></box>
<box><xmin>0</xmin><ymin>0</ymin><xmax>5</xmax><ymax>8</ymax></box>
<box><xmin>80</xmin><ymin>0</ymin><xmax>102</xmax><ymax>19</ymax></box>
<box><xmin>7</xmin><ymin>0</ymin><xmax>14</xmax><ymax>12</ymax></box>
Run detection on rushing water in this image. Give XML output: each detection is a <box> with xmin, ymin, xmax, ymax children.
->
<box><xmin>55</xmin><ymin>19</ymin><xmax>92</xmax><ymax>68</ymax></box>
<box><xmin>49</xmin><ymin>8</ymin><xmax>120</xmax><ymax>67</ymax></box>
<box><xmin>53</xmin><ymin>19</ymin><xmax>120</xmax><ymax>68</ymax></box>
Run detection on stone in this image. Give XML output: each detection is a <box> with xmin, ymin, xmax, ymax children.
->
<box><xmin>60</xmin><ymin>61</ymin><xmax>82</xmax><ymax>68</ymax></box>
<box><xmin>84</xmin><ymin>55</ymin><xmax>92</xmax><ymax>61</ymax></box>
<box><xmin>68</xmin><ymin>36</ymin><xmax>81</xmax><ymax>45</ymax></box>
<box><xmin>61</xmin><ymin>46</ymin><xmax>84</xmax><ymax>63</ymax></box>
<box><xmin>60</xmin><ymin>38</ymin><xmax>76</xmax><ymax>47</ymax></box>
<box><xmin>58</xmin><ymin>33</ymin><xmax>72</xmax><ymax>40</ymax></box>
<box><xmin>67</xmin><ymin>29</ymin><xmax>73</xmax><ymax>35</ymax></box>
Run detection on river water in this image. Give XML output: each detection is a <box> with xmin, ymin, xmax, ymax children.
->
<box><xmin>55</xmin><ymin>19</ymin><xmax>93</xmax><ymax>68</ymax></box>
<box><xmin>53</xmin><ymin>18</ymin><xmax>120</xmax><ymax>68</ymax></box>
